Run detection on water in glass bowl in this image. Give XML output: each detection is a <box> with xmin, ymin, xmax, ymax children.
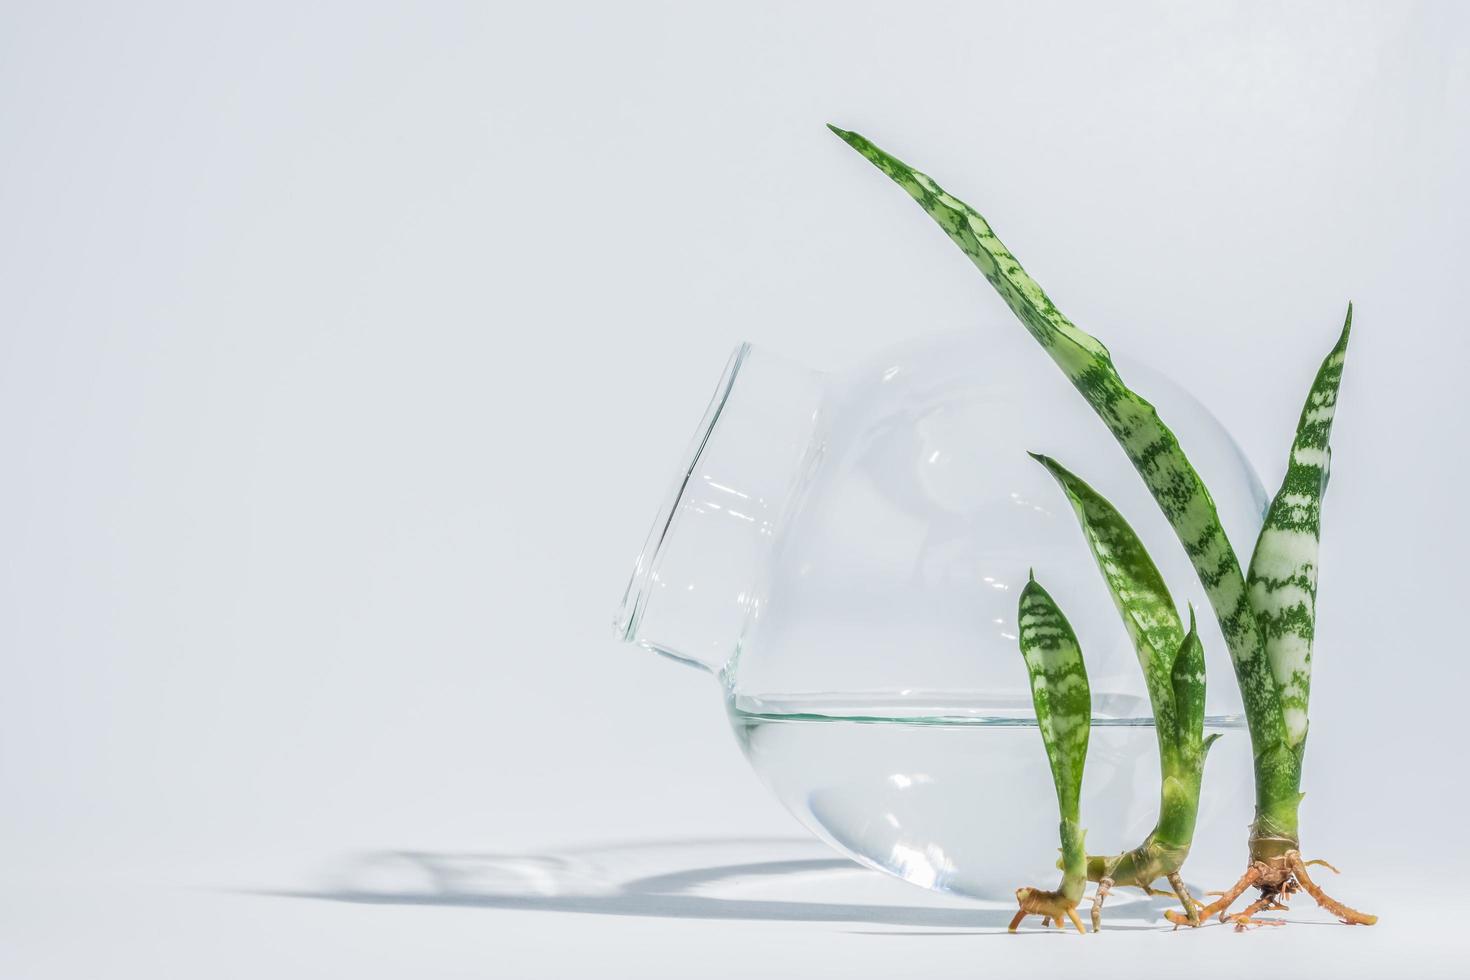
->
<box><xmin>730</xmin><ymin>692</ymin><xmax>1251</xmax><ymax>903</ymax></box>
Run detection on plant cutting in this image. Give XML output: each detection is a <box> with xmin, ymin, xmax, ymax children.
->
<box><xmin>1031</xmin><ymin>454</ymin><xmax>1215</xmax><ymax>929</ymax></box>
<box><xmin>1012</xmin><ymin>573</ymin><xmax>1092</xmax><ymax>935</ymax></box>
<box><xmin>830</xmin><ymin>124</ymin><xmax>1376</xmax><ymax>928</ymax></box>
<box><xmin>1165</xmin><ymin>319</ymin><xmax>1371</xmax><ymax>927</ymax></box>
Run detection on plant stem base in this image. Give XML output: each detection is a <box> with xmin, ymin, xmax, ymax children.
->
<box><xmin>1085</xmin><ymin>835</ymin><xmax>1199</xmax><ymax>927</ymax></box>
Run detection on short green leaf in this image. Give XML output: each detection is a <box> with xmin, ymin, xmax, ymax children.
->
<box><xmin>1170</xmin><ymin>609</ymin><xmax>1207</xmax><ymax>758</ymax></box>
<box><xmin>1017</xmin><ymin>574</ymin><xmax>1091</xmax><ymax>822</ymax></box>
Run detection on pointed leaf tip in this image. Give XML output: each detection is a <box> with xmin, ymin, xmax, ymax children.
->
<box><xmin>1029</xmin><ymin>452</ymin><xmax>1075</xmax><ymax>483</ymax></box>
<box><xmin>1028</xmin><ymin>452</ymin><xmax>1071</xmax><ymax>485</ymax></box>
<box><xmin>826</xmin><ymin>124</ymin><xmax>862</xmax><ymax>149</ymax></box>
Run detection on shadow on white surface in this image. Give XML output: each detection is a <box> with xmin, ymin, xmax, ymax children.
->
<box><xmin>255</xmin><ymin>837</ymin><xmax>1177</xmax><ymax>933</ymax></box>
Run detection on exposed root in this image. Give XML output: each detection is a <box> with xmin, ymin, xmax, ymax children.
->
<box><xmin>1165</xmin><ymin>863</ymin><xmax>1265</xmax><ymax>927</ymax></box>
<box><xmin>1229</xmin><ymin>896</ymin><xmax>1288</xmax><ymax>931</ymax></box>
<box><xmin>1010</xmin><ymin>886</ymin><xmax>1087</xmax><ymax>935</ymax></box>
<box><xmin>1166</xmin><ymin>871</ymin><xmax>1201</xmax><ymax>927</ymax></box>
<box><xmin>1285</xmin><ymin>851</ymin><xmax>1377</xmax><ymax>925</ymax></box>
<box><xmin>1090</xmin><ymin>877</ymin><xmax>1113</xmax><ymax>932</ymax></box>
<box><xmin>1165</xmin><ymin>852</ymin><xmax>1376</xmax><ymax>929</ymax></box>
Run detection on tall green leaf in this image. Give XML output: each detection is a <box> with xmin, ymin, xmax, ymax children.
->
<box><xmin>1030</xmin><ymin>452</ymin><xmax>1183</xmax><ymax>752</ymax></box>
<box><xmin>828</xmin><ymin>126</ymin><xmax>1292</xmax><ymax>798</ymax></box>
<box><xmin>1247</xmin><ymin>307</ymin><xmax>1352</xmax><ymax>752</ymax></box>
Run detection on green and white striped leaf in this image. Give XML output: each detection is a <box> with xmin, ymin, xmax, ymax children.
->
<box><xmin>830</xmin><ymin>127</ymin><xmax>1292</xmax><ymax>793</ymax></box>
<box><xmin>1170</xmin><ymin>609</ymin><xmax>1208</xmax><ymax>757</ymax></box>
<box><xmin>1017</xmin><ymin>574</ymin><xmax>1091</xmax><ymax>821</ymax></box>
<box><xmin>1030</xmin><ymin>452</ymin><xmax>1183</xmax><ymax>755</ymax></box>
<box><xmin>1246</xmin><ymin>307</ymin><xmax>1352</xmax><ymax>752</ymax></box>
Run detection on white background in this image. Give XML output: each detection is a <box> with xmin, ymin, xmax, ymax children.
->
<box><xmin>3</xmin><ymin>2</ymin><xmax>1468</xmax><ymax>976</ymax></box>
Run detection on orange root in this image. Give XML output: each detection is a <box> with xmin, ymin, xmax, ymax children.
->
<box><xmin>1166</xmin><ymin>871</ymin><xmax>1201</xmax><ymax>927</ymax></box>
<box><xmin>1285</xmin><ymin>851</ymin><xmax>1377</xmax><ymax>926</ymax></box>
<box><xmin>1011</xmin><ymin>886</ymin><xmax>1088</xmax><ymax>934</ymax></box>
<box><xmin>1229</xmin><ymin>895</ymin><xmax>1288</xmax><ymax>931</ymax></box>
<box><xmin>1165</xmin><ymin>863</ymin><xmax>1265</xmax><ymax>927</ymax></box>
<box><xmin>1165</xmin><ymin>852</ymin><xmax>1376</xmax><ymax>930</ymax></box>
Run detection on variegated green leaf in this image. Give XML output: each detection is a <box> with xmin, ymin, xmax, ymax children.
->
<box><xmin>829</xmin><ymin>126</ymin><xmax>1293</xmax><ymax>799</ymax></box>
<box><xmin>1170</xmin><ymin>609</ymin><xmax>1207</xmax><ymax>757</ymax></box>
<box><xmin>1030</xmin><ymin>453</ymin><xmax>1183</xmax><ymax>757</ymax></box>
<box><xmin>1247</xmin><ymin>307</ymin><xmax>1352</xmax><ymax>752</ymax></box>
<box><xmin>1033</xmin><ymin>454</ymin><xmax>1212</xmax><ymax>899</ymax></box>
<box><xmin>1017</xmin><ymin>574</ymin><xmax>1091</xmax><ymax>821</ymax></box>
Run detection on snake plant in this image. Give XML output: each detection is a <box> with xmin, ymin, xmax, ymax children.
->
<box><xmin>1032</xmin><ymin>454</ymin><xmax>1216</xmax><ymax>928</ymax></box>
<box><xmin>1012</xmin><ymin>573</ymin><xmax>1091</xmax><ymax>934</ymax></box>
<box><xmin>831</xmin><ymin>125</ymin><xmax>1375</xmax><ymax>927</ymax></box>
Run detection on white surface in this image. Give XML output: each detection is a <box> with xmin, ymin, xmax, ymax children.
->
<box><xmin>3</xmin><ymin>854</ymin><xmax>1464</xmax><ymax>980</ymax></box>
<box><xmin>2</xmin><ymin>1</ymin><xmax>1468</xmax><ymax>976</ymax></box>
